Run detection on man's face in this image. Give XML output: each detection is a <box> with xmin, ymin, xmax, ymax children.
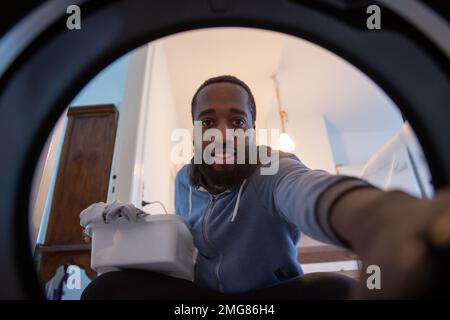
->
<box><xmin>193</xmin><ymin>82</ymin><xmax>256</xmax><ymax>187</ymax></box>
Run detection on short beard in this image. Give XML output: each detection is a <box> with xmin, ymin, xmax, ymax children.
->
<box><xmin>189</xmin><ymin>146</ymin><xmax>260</xmax><ymax>190</ymax></box>
<box><xmin>196</xmin><ymin>162</ymin><xmax>257</xmax><ymax>189</ymax></box>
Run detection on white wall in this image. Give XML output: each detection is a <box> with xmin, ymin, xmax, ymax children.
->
<box><xmin>109</xmin><ymin>43</ymin><xmax>180</xmax><ymax>213</ymax></box>
<box><xmin>110</xmin><ymin>47</ymin><xmax>151</xmax><ymax>205</ymax></box>
<box><xmin>30</xmin><ymin>112</ymin><xmax>67</xmax><ymax>249</ymax></box>
<box><xmin>277</xmin><ymin>36</ymin><xmax>403</xmax><ymax>133</ymax></box>
<box><xmin>266</xmin><ymin>95</ymin><xmax>337</xmax><ymax>173</ymax></box>
<box><xmin>328</xmin><ymin>130</ymin><xmax>400</xmax><ymax>167</ymax></box>
<box><xmin>140</xmin><ymin>43</ymin><xmax>180</xmax><ymax>214</ymax></box>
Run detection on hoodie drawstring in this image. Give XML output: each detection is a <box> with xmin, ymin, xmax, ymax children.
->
<box><xmin>231</xmin><ymin>179</ymin><xmax>247</xmax><ymax>222</ymax></box>
<box><xmin>188</xmin><ymin>186</ymin><xmax>192</xmax><ymax>216</ymax></box>
<box><xmin>188</xmin><ymin>179</ymin><xmax>247</xmax><ymax>222</ymax></box>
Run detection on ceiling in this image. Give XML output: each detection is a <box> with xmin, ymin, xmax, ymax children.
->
<box><xmin>160</xmin><ymin>27</ymin><xmax>402</xmax><ymax>134</ymax></box>
<box><xmin>162</xmin><ymin>27</ymin><xmax>285</xmax><ymax>131</ymax></box>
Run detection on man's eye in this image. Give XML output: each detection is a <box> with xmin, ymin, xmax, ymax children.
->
<box><xmin>232</xmin><ymin>119</ymin><xmax>246</xmax><ymax>127</ymax></box>
<box><xmin>201</xmin><ymin>119</ymin><xmax>214</xmax><ymax>127</ymax></box>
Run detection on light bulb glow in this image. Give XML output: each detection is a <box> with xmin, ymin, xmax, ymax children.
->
<box><xmin>279</xmin><ymin>132</ymin><xmax>295</xmax><ymax>152</ymax></box>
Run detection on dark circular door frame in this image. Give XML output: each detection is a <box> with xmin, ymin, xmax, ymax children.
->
<box><xmin>0</xmin><ymin>0</ymin><xmax>448</xmax><ymax>299</ymax></box>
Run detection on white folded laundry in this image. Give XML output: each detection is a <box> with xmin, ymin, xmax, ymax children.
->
<box><xmin>80</xmin><ymin>202</ymin><xmax>108</xmax><ymax>234</ymax></box>
<box><xmin>80</xmin><ymin>200</ymin><xmax>148</xmax><ymax>236</ymax></box>
<box><xmin>103</xmin><ymin>200</ymin><xmax>147</xmax><ymax>223</ymax></box>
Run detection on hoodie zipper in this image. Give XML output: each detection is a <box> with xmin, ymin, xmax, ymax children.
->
<box><xmin>202</xmin><ymin>194</ymin><xmax>225</xmax><ymax>292</ymax></box>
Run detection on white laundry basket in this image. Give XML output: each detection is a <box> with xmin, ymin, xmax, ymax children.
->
<box><xmin>88</xmin><ymin>214</ymin><xmax>197</xmax><ymax>281</ymax></box>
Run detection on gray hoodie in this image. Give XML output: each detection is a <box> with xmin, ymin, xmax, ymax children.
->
<box><xmin>174</xmin><ymin>147</ymin><xmax>368</xmax><ymax>293</ymax></box>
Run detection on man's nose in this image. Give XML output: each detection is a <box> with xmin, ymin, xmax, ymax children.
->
<box><xmin>215</xmin><ymin>122</ymin><xmax>235</xmax><ymax>140</ymax></box>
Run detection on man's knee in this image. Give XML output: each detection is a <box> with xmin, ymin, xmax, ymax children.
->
<box><xmin>81</xmin><ymin>271</ymin><xmax>125</xmax><ymax>300</ymax></box>
<box><xmin>299</xmin><ymin>272</ymin><xmax>356</xmax><ymax>299</ymax></box>
<box><xmin>81</xmin><ymin>269</ymin><xmax>212</xmax><ymax>300</ymax></box>
<box><xmin>245</xmin><ymin>272</ymin><xmax>357</xmax><ymax>300</ymax></box>
<box><xmin>81</xmin><ymin>270</ymin><xmax>173</xmax><ymax>300</ymax></box>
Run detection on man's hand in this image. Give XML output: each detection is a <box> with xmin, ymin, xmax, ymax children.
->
<box><xmin>330</xmin><ymin>186</ymin><xmax>450</xmax><ymax>299</ymax></box>
<box><xmin>83</xmin><ymin>234</ymin><xmax>91</xmax><ymax>243</ymax></box>
<box><xmin>80</xmin><ymin>201</ymin><xmax>148</xmax><ymax>244</ymax></box>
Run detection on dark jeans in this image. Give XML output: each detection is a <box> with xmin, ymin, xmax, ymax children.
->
<box><xmin>81</xmin><ymin>270</ymin><xmax>356</xmax><ymax>300</ymax></box>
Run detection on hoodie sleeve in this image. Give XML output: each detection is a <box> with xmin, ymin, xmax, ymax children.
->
<box><xmin>273</xmin><ymin>157</ymin><xmax>371</xmax><ymax>246</ymax></box>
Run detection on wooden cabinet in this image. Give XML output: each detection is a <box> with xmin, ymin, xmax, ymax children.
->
<box><xmin>36</xmin><ymin>104</ymin><xmax>118</xmax><ymax>283</ymax></box>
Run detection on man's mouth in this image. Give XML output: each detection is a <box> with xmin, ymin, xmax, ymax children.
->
<box><xmin>212</xmin><ymin>148</ymin><xmax>237</xmax><ymax>164</ymax></box>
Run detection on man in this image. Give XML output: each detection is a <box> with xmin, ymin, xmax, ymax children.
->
<box><xmin>82</xmin><ymin>75</ymin><xmax>450</xmax><ymax>300</ymax></box>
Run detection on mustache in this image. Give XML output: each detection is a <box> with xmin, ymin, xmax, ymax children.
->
<box><xmin>194</xmin><ymin>158</ymin><xmax>258</xmax><ymax>189</ymax></box>
<box><xmin>194</xmin><ymin>139</ymin><xmax>254</xmax><ymax>165</ymax></box>
<box><xmin>211</xmin><ymin>145</ymin><xmax>237</xmax><ymax>157</ymax></box>
<box><xmin>201</xmin><ymin>147</ymin><xmax>253</xmax><ymax>165</ymax></box>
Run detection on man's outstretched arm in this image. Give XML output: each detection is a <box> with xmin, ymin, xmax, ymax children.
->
<box><xmin>271</xmin><ymin>156</ymin><xmax>450</xmax><ymax>298</ymax></box>
<box><xmin>324</xmin><ymin>183</ymin><xmax>450</xmax><ymax>298</ymax></box>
